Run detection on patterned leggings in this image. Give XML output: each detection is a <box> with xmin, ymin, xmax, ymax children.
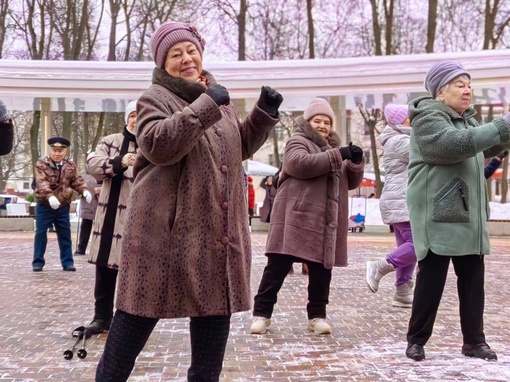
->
<box><xmin>95</xmin><ymin>310</ymin><xmax>231</xmax><ymax>382</ymax></box>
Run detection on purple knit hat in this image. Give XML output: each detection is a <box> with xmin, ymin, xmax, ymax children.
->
<box><xmin>424</xmin><ymin>60</ymin><xmax>470</xmax><ymax>98</ymax></box>
<box><xmin>150</xmin><ymin>21</ymin><xmax>206</xmax><ymax>68</ymax></box>
<box><xmin>384</xmin><ymin>104</ymin><xmax>408</xmax><ymax>126</ymax></box>
<box><xmin>303</xmin><ymin>98</ymin><xmax>335</xmax><ymax>124</ymax></box>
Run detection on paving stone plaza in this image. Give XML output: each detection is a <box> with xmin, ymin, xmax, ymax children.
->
<box><xmin>1</xmin><ymin>229</ymin><xmax>509</xmax><ymax>381</ymax></box>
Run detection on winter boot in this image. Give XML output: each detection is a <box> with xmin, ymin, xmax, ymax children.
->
<box><xmin>392</xmin><ymin>281</ymin><xmax>414</xmax><ymax>308</ymax></box>
<box><xmin>308</xmin><ymin>318</ymin><xmax>331</xmax><ymax>334</ymax></box>
<box><xmin>366</xmin><ymin>259</ymin><xmax>394</xmax><ymax>292</ymax></box>
<box><xmin>250</xmin><ymin>316</ymin><xmax>271</xmax><ymax>334</ymax></box>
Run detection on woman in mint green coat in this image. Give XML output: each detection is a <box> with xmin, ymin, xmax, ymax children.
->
<box><xmin>405</xmin><ymin>60</ymin><xmax>510</xmax><ymax>362</ymax></box>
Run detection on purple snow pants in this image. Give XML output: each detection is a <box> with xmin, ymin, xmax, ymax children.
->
<box><xmin>386</xmin><ymin>221</ymin><xmax>417</xmax><ymax>286</ymax></box>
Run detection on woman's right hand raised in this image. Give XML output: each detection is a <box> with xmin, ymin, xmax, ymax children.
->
<box><xmin>206</xmin><ymin>84</ymin><xmax>230</xmax><ymax>106</ymax></box>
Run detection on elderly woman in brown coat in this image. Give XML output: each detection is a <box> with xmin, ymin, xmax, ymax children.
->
<box><xmin>95</xmin><ymin>21</ymin><xmax>282</xmax><ymax>382</ymax></box>
<box><xmin>250</xmin><ymin>98</ymin><xmax>364</xmax><ymax>335</ymax></box>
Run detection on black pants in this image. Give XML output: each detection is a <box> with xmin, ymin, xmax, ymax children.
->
<box><xmin>96</xmin><ymin>310</ymin><xmax>231</xmax><ymax>382</ymax></box>
<box><xmin>407</xmin><ymin>251</ymin><xmax>486</xmax><ymax>346</ymax></box>
<box><xmin>77</xmin><ymin>218</ymin><xmax>93</xmax><ymax>254</ymax></box>
<box><xmin>253</xmin><ymin>253</ymin><xmax>332</xmax><ymax>319</ymax></box>
<box><xmin>94</xmin><ymin>266</ymin><xmax>118</xmax><ymax>322</ymax></box>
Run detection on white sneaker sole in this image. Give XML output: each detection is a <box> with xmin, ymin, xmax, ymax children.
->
<box><xmin>366</xmin><ymin>261</ymin><xmax>378</xmax><ymax>293</ymax></box>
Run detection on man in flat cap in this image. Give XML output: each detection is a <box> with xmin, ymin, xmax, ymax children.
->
<box><xmin>33</xmin><ymin>137</ymin><xmax>92</xmax><ymax>272</ymax></box>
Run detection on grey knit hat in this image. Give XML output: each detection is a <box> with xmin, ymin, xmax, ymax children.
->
<box><xmin>0</xmin><ymin>99</ymin><xmax>10</xmax><ymax>123</ymax></box>
<box><xmin>424</xmin><ymin>60</ymin><xmax>470</xmax><ymax>98</ymax></box>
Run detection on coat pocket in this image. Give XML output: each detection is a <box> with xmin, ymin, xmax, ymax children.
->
<box><xmin>433</xmin><ymin>177</ymin><xmax>470</xmax><ymax>222</ymax></box>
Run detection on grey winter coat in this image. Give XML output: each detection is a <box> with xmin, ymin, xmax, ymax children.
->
<box><xmin>115</xmin><ymin>68</ymin><xmax>278</xmax><ymax>319</ymax></box>
<box><xmin>407</xmin><ymin>96</ymin><xmax>510</xmax><ymax>261</ymax></box>
<box><xmin>265</xmin><ymin>117</ymin><xmax>364</xmax><ymax>269</ymax></box>
<box><xmin>379</xmin><ymin>125</ymin><xmax>411</xmax><ymax>224</ymax></box>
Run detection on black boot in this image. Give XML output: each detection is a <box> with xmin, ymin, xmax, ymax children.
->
<box><xmin>462</xmin><ymin>343</ymin><xmax>497</xmax><ymax>361</ymax></box>
<box><xmin>406</xmin><ymin>344</ymin><xmax>425</xmax><ymax>361</ymax></box>
<box><xmin>84</xmin><ymin>318</ymin><xmax>111</xmax><ymax>339</ymax></box>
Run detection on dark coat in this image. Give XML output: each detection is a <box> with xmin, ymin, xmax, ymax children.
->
<box><xmin>78</xmin><ymin>170</ymin><xmax>100</xmax><ymax>221</ymax></box>
<box><xmin>265</xmin><ymin>117</ymin><xmax>364</xmax><ymax>269</ymax></box>
<box><xmin>0</xmin><ymin>121</ymin><xmax>13</xmax><ymax>155</ymax></box>
<box><xmin>259</xmin><ymin>178</ymin><xmax>277</xmax><ymax>222</ymax></box>
<box><xmin>115</xmin><ymin>68</ymin><xmax>278</xmax><ymax>318</ymax></box>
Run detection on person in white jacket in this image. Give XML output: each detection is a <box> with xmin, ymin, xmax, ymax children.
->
<box><xmin>366</xmin><ymin>103</ymin><xmax>417</xmax><ymax>308</ymax></box>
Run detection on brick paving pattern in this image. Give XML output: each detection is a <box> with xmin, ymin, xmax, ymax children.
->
<box><xmin>0</xmin><ymin>229</ymin><xmax>509</xmax><ymax>381</ymax></box>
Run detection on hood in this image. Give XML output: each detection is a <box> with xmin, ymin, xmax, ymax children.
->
<box><xmin>409</xmin><ymin>95</ymin><xmax>477</xmax><ymax>124</ymax></box>
<box><xmin>379</xmin><ymin>125</ymin><xmax>411</xmax><ymax>146</ymax></box>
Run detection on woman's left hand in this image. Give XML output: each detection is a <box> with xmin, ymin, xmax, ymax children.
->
<box><xmin>258</xmin><ymin>86</ymin><xmax>283</xmax><ymax>117</ymax></box>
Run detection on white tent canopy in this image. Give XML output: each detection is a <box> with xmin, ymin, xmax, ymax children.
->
<box><xmin>244</xmin><ymin>160</ymin><xmax>279</xmax><ymax>176</ymax></box>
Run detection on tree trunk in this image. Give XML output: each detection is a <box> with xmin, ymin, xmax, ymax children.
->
<box><xmin>426</xmin><ymin>0</ymin><xmax>438</xmax><ymax>53</ymax></box>
<box><xmin>237</xmin><ymin>0</ymin><xmax>247</xmax><ymax>61</ymax></box>
<box><xmin>107</xmin><ymin>0</ymin><xmax>119</xmax><ymax>61</ymax></box>
<box><xmin>91</xmin><ymin>112</ymin><xmax>106</xmax><ymax>151</ymax></box>
<box><xmin>30</xmin><ymin>110</ymin><xmax>41</xmax><ymax>181</ymax></box>
<box><xmin>369</xmin><ymin>0</ymin><xmax>382</xmax><ymax>55</ymax></box>
<box><xmin>384</xmin><ymin>0</ymin><xmax>394</xmax><ymax>55</ymax></box>
<box><xmin>306</xmin><ymin>0</ymin><xmax>315</xmax><ymax>58</ymax></box>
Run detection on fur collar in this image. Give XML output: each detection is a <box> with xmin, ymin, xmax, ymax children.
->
<box><xmin>294</xmin><ymin>116</ymin><xmax>341</xmax><ymax>151</ymax></box>
<box><xmin>152</xmin><ymin>68</ymin><xmax>217</xmax><ymax>104</ymax></box>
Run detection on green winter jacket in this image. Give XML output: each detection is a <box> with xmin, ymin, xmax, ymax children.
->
<box><xmin>407</xmin><ymin>96</ymin><xmax>510</xmax><ymax>261</ymax></box>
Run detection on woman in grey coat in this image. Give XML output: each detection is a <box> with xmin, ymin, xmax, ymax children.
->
<box><xmin>365</xmin><ymin>103</ymin><xmax>417</xmax><ymax>308</ymax></box>
<box><xmin>405</xmin><ymin>60</ymin><xmax>510</xmax><ymax>362</ymax></box>
<box><xmin>95</xmin><ymin>21</ymin><xmax>282</xmax><ymax>382</ymax></box>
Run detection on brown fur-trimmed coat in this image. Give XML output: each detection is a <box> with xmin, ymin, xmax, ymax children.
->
<box><xmin>115</xmin><ymin>68</ymin><xmax>278</xmax><ymax>319</ymax></box>
<box><xmin>265</xmin><ymin>116</ymin><xmax>364</xmax><ymax>268</ymax></box>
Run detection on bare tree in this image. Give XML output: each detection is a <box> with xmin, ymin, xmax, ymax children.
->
<box><xmin>426</xmin><ymin>0</ymin><xmax>438</xmax><ymax>52</ymax></box>
<box><xmin>359</xmin><ymin>107</ymin><xmax>384</xmax><ymax>196</ymax></box>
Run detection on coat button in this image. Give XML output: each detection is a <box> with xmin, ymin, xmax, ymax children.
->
<box><xmin>216</xmin><ymin>128</ymin><xmax>224</xmax><ymax>137</ymax></box>
<box><xmin>220</xmin><ymin>165</ymin><xmax>228</xmax><ymax>174</ymax></box>
<box><xmin>220</xmin><ymin>236</ymin><xmax>229</xmax><ymax>245</ymax></box>
<box><xmin>221</xmin><ymin>202</ymin><xmax>228</xmax><ymax>210</ymax></box>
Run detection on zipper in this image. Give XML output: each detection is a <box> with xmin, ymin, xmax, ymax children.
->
<box><xmin>458</xmin><ymin>185</ymin><xmax>468</xmax><ymax>211</ymax></box>
<box><xmin>437</xmin><ymin>181</ymin><xmax>460</xmax><ymax>204</ymax></box>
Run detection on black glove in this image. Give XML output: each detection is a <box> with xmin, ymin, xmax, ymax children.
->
<box><xmin>339</xmin><ymin>146</ymin><xmax>351</xmax><ymax>161</ymax></box>
<box><xmin>349</xmin><ymin>143</ymin><xmax>363</xmax><ymax>164</ymax></box>
<box><xmin>497</xmin><ymin>151</ymin><xmax>509</xmax><ymax>160</ymax></box>
<box><xmin>340</xmin><ymin>142</ymin><xmax>363</xmax><ymax>164</ymax></box>
<box><xmin>206</xmin><ymin>84</ymin><xmax>230</xmax><ymax>106</ymax></box>
<box><xmin>258</xmin><ymin>86</ymin><xmax>283</xmax><ymax>117</ymax></box>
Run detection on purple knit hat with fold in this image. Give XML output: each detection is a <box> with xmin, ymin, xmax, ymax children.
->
<box><xmin>384</xmin><ymin>104</ymin><xmax>408</xmax><ymax>126</ymax></box>
<box><xmin>424</xmin><ymin>60</ymin><xmax>470</xmax><ymax>98</ymax></box>
<box><xmin>150</xmin><ymin>21</ymin><xmax>206</xmax><ymax>68</ymax></box>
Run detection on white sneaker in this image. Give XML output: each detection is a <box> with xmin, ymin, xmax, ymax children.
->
<box><xmin>366</xmin><ymin>259</ymin><xmax>395</xmax><ymax>293</ymax></box>
<box><xmin>308</xmin><ymin>318</ymin><xmax>331</xmax><ymax>334</ymax></box>
<box><xmin>392</xmin><ymin>281</ymin><xmax>414</xmax><ymax>308</ymax></box>
<box><xmin>250</xmin><ymin>316</ymin><xmax>271</xmax><ymax>334</ymax></box>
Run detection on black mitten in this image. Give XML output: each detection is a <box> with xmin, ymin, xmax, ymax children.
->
<box><xmin>349</xmin><ymin>143</ymin><xmax>364</xmax><ymax>164</ymax></box>
<box><xmin>258</xmin><ymin>86</ymin><xmax>283</xmax><ymax>117</ymax></box>
<box><xmin>206</xmin><ymin>84</ymin><xmax>230</xmax><ymax>106</ymax></box>
<box><xmin>339</xmin><ymin>146</ymin><xmax>351</xmax><ymax>161</ymax></box>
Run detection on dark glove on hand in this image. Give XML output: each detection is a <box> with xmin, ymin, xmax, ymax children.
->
<box><xmin>339</xmin><ymin>146</ymin><xmax>351</xmax><ymax>161</ymax></box>
<box><xmin>206</xmin><ymin>84</ymin><xmax>230</xmax><ymax>106</ymax></box>
<box><xmin>349</xmin><ymin>143</ymin><xmax>364</xmax><ymax>164</ymax></box>
<box><xmin>258</xmin><ymin>86</ymin><xmax>283</xmax><ymax>117</ymax></box>
<box><xmin>498</xmin><ymin>151</ymin><xmax>509</xmax><ymax>160</ymax></box>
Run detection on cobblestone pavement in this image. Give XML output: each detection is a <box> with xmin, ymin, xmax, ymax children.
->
<box><xmin>1</xmin><ymin>229</ymin><xmax>509</xmax><ymax>382</ymax></box>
